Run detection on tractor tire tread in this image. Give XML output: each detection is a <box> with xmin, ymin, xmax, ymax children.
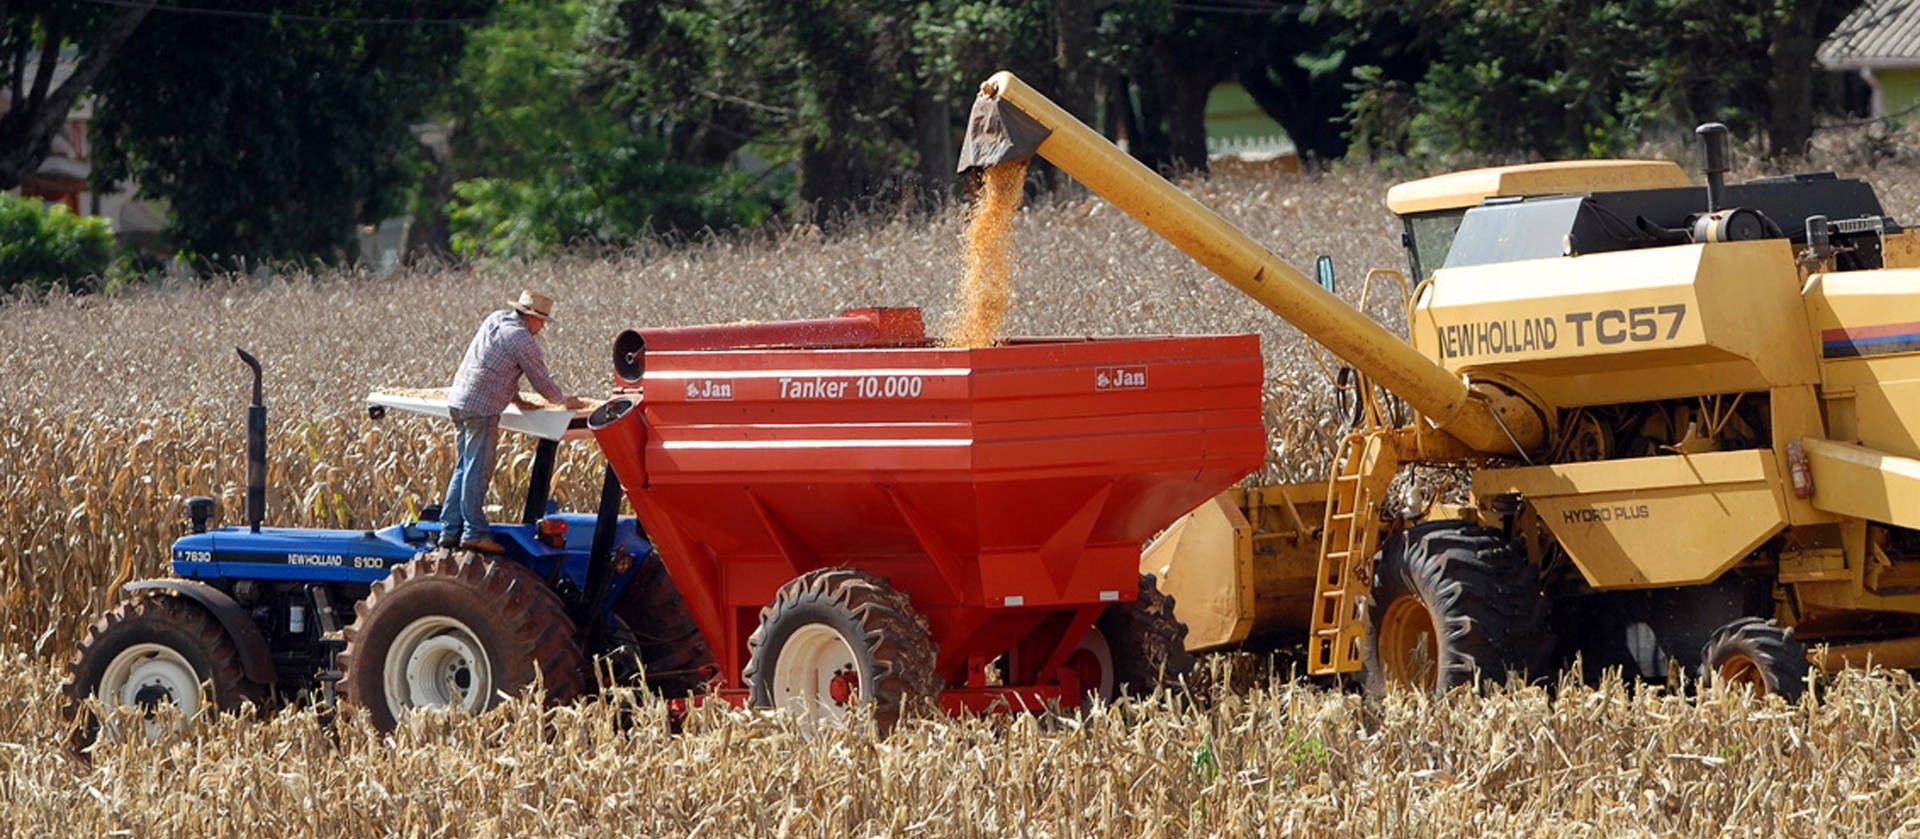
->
<box><xmin>61</xmin><ymin>594</ymin><xmax>261</xmax><ymax>753</ymax></box>
<box><xmin>340</xmin><ymin>549</ymin><xmax>586</xmax><ymax>730</ymax></box>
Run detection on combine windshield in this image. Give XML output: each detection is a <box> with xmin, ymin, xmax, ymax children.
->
<box><xmin>1401</xmin><ymin>210</ymin><xmax>1467</xmax><ymax>284</ymax></box>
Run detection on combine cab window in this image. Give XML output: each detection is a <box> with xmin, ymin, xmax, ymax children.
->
<box><xmin>1402</xmin><ymin>210</ymin><xmax>1467</xmax><ymax>283</ymax></box>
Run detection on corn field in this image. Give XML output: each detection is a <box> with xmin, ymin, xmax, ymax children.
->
<box><xmin>6</xmin><ymin>148</ymin><xmax>1920</xmax><ymax>835</ymax></box>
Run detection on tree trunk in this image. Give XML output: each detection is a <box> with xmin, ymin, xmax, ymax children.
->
<box><xmin>1051</xmin><ymin>0</ymin><xmax>1096</xmax><ymax>124</ymax></box>
<box><xmin>909</xmin><ymin>88</ymin><xmax>952</xmax><ymax>212</ymax></box>
<box><xmin>797</xmin><ymin>134</ymin><xmax>882</xmax><ymax>226</ymax></box>
<box><xmin>0</xmin><ymin>2</ymin><xmax>156</xmax><ymax>189</ymax></box>
<box><xmin>1767</xmin><ymin>4</ymin><xmax>1819</xmax><ymax>157</ymax></box>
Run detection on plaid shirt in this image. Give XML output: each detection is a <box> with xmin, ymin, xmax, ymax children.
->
<box><xmin>448</xmin><ymin>309</ymin><xmax>564</xmax><ymax>415</ymax></box>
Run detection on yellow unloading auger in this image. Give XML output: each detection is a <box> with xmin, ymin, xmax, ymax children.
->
<box><xmin>956</xmin><ymin>71</ymin><xmax>1547</xmax><ymax>458</ymax></box>
<box><xmin>957</xmin><ymin>70</ymin><xmax>1552</xmax><ymax>674</ymax></box>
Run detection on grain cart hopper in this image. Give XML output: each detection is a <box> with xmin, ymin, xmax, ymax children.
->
<box><xmin>588</xmin><ymin>308</ymin><xmax>1265</xmax><ymax>722</ymax></box>
<box><xmin>963</xmin><ymin>70</ymin><xmax>1920</xmax><ymax>699</ymax></box>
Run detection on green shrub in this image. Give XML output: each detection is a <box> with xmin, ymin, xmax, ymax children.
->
<box><xmin>0</xmin><ymin>193</ymin><xmax>119</xmax><ymax>293</ymax></box>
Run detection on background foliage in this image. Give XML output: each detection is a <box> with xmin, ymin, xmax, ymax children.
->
<box><xmin>0</xmin><ymin>0</ymin><xmax>1887</xmax><ymax>272</ymax></box>
<box><xmin>0</xmin><ymin>193</ymin><xmax>119</xmax><ymax>293</ymax></box>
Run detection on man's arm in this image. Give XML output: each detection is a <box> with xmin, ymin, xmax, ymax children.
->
<box><xmin>511</xmin><ymin>332</ymin><xmax>568</xmax><ymax>405</ymax></box>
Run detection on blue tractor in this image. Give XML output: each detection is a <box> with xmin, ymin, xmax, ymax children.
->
<box><xmin>61</xmin><ymin>349</ymin><xmax>713</xmax><ymax>744</ymax></box>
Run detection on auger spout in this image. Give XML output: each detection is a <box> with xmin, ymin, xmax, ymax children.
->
<box><xmin>959</xmin><ymin>71</ymin><xmax>1544</xmax><ymax>456</ymax></box>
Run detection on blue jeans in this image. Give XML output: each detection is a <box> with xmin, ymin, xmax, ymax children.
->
<box><xmin>440</xmin><ymin>408</ymin><xmax>501</xmax><ymax>544</ymax></box>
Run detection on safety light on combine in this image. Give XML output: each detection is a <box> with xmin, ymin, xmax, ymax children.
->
<box><xmin>536</xmin><ymin>517</ymin><xmax>568</xmax><ymax>548</ymax></box>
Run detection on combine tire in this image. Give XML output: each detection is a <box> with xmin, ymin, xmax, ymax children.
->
<box><xmin>745</xmin><ymin>567</ymin><xmax>939</xmax><ymax>729</ymax></box>
<box><xmin>1093</xmin><ymin>573</ymin><xmax>1193</xmax><ymax>699</ymax></box>
<box><xmin>1699</xmin><ymin>617</ymin><xmax>1808</xmax><ymax>701</ymax></box>
<box><xmin>62</xmin><ymin>595</ymin><xmax>260</xmax><ymax>751</ymax></box>
<box><xmin>1363</xmin><ymin>522</ymin><xmax>1552</xmax><ymax>695</ymax></box>
<box><xmin>609</xmin><ymin>555</ymin><xmax>716</xmax><ymax>696</ymax></box>
<box><xmin>340</xmin><ymin>551</ymin><xmax>586</xmax><ymax>731</ymax></box>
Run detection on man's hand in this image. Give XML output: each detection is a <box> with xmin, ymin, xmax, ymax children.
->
<box><xmin>563</xmin><ymin>395</ymin><xmax>590</xmax><ymax>411</ymax></box>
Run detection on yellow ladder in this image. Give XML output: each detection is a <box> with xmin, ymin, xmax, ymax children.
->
<box><xmin>1307</xmin><ymin>431</ymin><xmax>1397</xmax><ymax>675</ymax></box>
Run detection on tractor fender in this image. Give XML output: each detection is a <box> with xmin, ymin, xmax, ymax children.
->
<box><xmin>124</xmin><ymin>578</ymin><xmax>277</xmax><ymax>686</ymax></box>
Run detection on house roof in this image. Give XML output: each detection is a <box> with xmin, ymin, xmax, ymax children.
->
<box><xmin>1821</xmin><ymin>0</ymin><xmax>1920</xmax><ymax>70</ymax></box>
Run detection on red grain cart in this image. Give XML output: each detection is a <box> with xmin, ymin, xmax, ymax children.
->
<box><xmin>589</xmin><ymin>308</ymin><xmax>1264</xmax><ymax>721</ymax></box>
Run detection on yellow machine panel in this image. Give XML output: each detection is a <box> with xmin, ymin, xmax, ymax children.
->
<box><xmin>1477</xmin><ymin>450</ymin><xmax>1788</xmax><ymax>589</ymax></box>
<box><xmin>1413</xmin><ymin>240</ymin><xmax>1821</xmax><ymax>408</ymax></box>
<box><xmin>1385</xmin><ymin>160</ymin><xmax>1691</xmax><ymax>215</ymax></box>
<box><xmin>1806</xmin><ymin>269</ymin><xmax>1920</xmax><ymax>460</ymax></box>
<box><xmin>1140</xmin><ymin>484</ymin><xmax>1323</xmax><ymax>651</ymax></box>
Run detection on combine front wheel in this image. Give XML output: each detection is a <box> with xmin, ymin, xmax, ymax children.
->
<box><xmin>340</xmin><ymin>551</ymin><xmax>586</xmax><ymax>731</ymax></box>
<box><xmin>745</xmin><ymin>567</ymin><xmax>939</xmax><ymax>729</ymax></box>
<box><xmin>62</xmin><ymin>595</ymin><xmax>260</xmax><ymax>751</ymax></box>
<box><xmin>1699</xmin><ymin>617</ymin><xmax>1808</xmax><ymax>701</ymax></box>
<box><xmin>1362</xmin><ymin>522</ymin><xmax>1552</xmax><ymax>695</ymax></box>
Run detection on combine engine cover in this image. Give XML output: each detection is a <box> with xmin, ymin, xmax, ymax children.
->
<box><xmin>1412</xmin><ymin>239</ymin><xmax>1820</xmax><ymax>409</ymax></box>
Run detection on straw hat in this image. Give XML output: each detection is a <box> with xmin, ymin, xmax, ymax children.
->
<box><xmin>509</xmin><ymin>290</ymin><xmax>557</xmax><ymax>323</ymax></box>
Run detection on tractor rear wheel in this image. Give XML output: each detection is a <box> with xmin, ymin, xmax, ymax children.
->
<box><xmin>1363</xmin><ymin>522</ymin><xmax>1552</xmax><ymax>695</ymax></box>
<box><xmin>1699</xmin><ymin>617</ymin><xmax>1808</xmax><ymax>701</ymax></box>
<box><xmin>340</xmin><ymin>551</ymin><xmax>586</xmax><ymax>731</ymax></box>
<box><xmin>1094</xmin><ymin>573</ymin><xmax>1193</xmax><ymax>699</ymax></box>
<box><xmin>608</xmin><ymin>555</ymin><xmax>716</xmax><ymax>696</ymax></box>
<box><xmin>744</xmin><ymin>567</ymin><xmax>939</xmax><ymax>729</ymax></box>
<box><xmin>62</xmin><ymin>595</ymin><xmax>261</xmax><ymax>752</ymax></box>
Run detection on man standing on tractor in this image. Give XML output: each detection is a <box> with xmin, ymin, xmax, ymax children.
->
<box><xmin>440</xmin><ymin>290</ymin><xmax>583</xmax><ymax>554</ymax></box>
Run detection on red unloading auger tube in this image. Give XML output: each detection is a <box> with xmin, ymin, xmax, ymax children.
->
<box><xmin>589</xmin><ymin>300</ymin><xmax>1266</xmax><ymax>711</ymax></box>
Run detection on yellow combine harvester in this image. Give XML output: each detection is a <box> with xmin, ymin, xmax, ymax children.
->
<box><xmin>961</xmin><ymin>71</ymin><xmax>1920</xmax><ymax>698</ymax></box>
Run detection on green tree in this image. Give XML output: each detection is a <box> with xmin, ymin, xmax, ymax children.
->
<box><xmin>88</xmin><ymin>1</ymin><xmax>489</xmax><ymax>267</ymax></box>
<box><xmin>430</xmin><ymin>0</ymin><xmax>776</xmax><ymax>259</ymax></box>
<box><xmin>593</xmin><ymin>0</ymin><xmax>1244</xmax><ymax>217</ymax></box>
<box><xmin>0</xmin><ymin>1</ymin><xmax>155</xmax><ymax>190</ymax></box>
<box><xmin>0</xmin><ymin>192</ymin><xmax>118</xmax><ymax>292</ymax></box>
<box><xmin>1336</xmin><ymin>0</ymin><xmax>1863</xmax><ymax>159</ymax></box>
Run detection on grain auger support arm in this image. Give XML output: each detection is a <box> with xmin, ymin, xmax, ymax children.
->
<box><xmin>958</xmin><ymin>70</ymin><xmax>1545</xmax><ymax>457</ymax></box>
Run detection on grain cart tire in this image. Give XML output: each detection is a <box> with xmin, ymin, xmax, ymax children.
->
<box><xmin>62</xmin><ymin>595</ymin><xmax>262</xmax><ymax>752</ymax></box>
<box><xmin>610</xmin><ymin>556</ymin><xmax>717</xmax><ymax>696</ymax></box>
<box><xmin>1698</xmin><ymin>617</ymin><xmax>1808</xmax><ymax>701</ymax></box>
<box><xmin>1095</xmin><ymin>573</ymin><xmax>1194</xmax><ymax>699</ymax></box>
<box><xmin>1363</xmin><ymin>522</ymin><xmax>1552</xmax><ymax>695</ymax></box>
<box><xmin>340</xmin><ymin>551</ymin><xmax>586</xmax><ymax>731</ymax></box>
<box><xmin>745</xmin><ymin>567</ymin><xmax>939</xmax><ymax>729</ymax></box>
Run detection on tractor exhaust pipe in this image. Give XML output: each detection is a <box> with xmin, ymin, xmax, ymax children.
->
<box><xmin>958</xmin><ymin>71</ymin><xmax>1544</xmax><ymax>456</ymax></box>
<box><xmin>236</xmin><ymin>347</ymin><xmax>267</xmax><ymax>533</ymax></box>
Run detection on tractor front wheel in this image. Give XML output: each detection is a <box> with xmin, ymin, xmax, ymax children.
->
<box><xmin>1699</xmin><ymin>617</ymin><xmax>1808</xmax><ymax>701</ymax></box>
<box><xmin>340</xmin><ymin>551</ymin><xmax>586</xmax><ymax>731</ymax></box>
<box><xmin>62</xmin><ymin>595</ymin><xmax>260</xmax><ymax>752</ymax></box>
<box><xmin>744</xmin><ymin>567</ymin><xmax>939</xmax><ymax>729</ymax></box>
<box><xmin>1363</xmin><ymin>522</ymin><xmax>1552</xmax><ymax>695</ymax></box>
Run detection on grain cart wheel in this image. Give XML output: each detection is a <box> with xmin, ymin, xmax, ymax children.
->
<box><xmin>1699</xmin><ymin>617</ymin><xmax>1808</xmax><ymax>701</ymax></box>
<box><xmin>744</xmin><ymin>568</ymin><xmax>939</xmax><ymax>729</ymax></box>
<box><xmin>340</xmin><ymin>551</ymin><xmax>586</xmax><ymax>731</ymax></box>
<box><xmin>609</xmin><ymin>556</ymin><xmax>717</xmax><ymax>696</ymax></box>
<box><xmin>62</xmin><ymin>595</ymin><xmax>261</xmax><ymax>751</ymax></box>
<box><xmin>1094</xmin><ymin>573</ymin><xmax>1194</xmax><ymax>699</ymax></box>
<box><xmin>1363</xmin><ymin>522</ymin><xmax>1552</xmax><ymax>695</ymax></box>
